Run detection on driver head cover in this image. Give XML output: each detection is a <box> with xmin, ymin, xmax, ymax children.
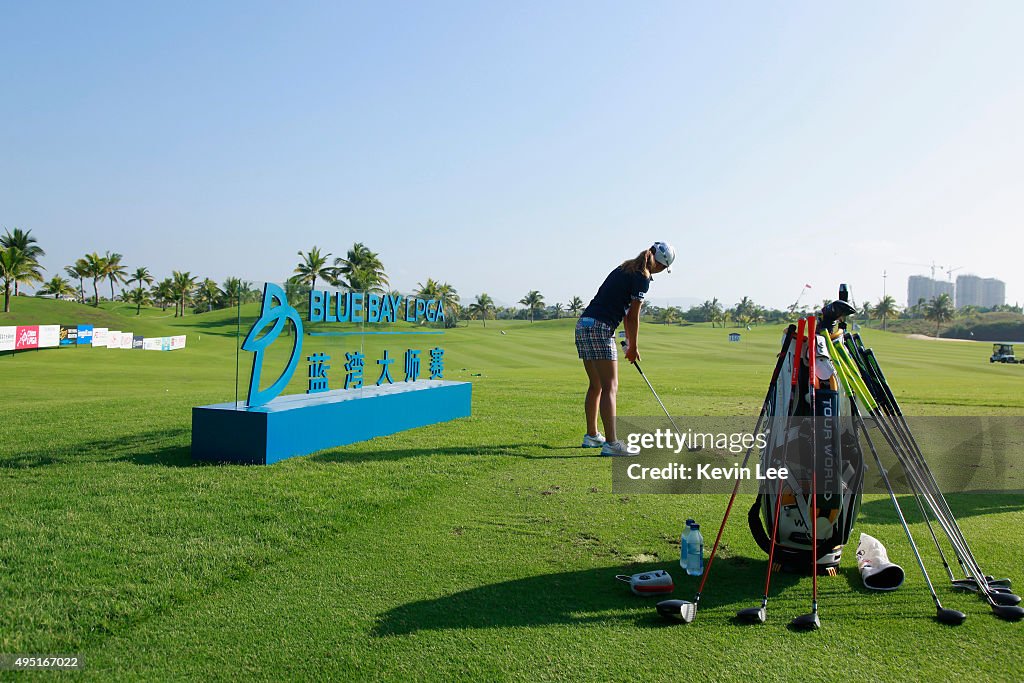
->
<box><xmin>814</xmin><ymin>334</ymin><xmax>834</xmax><ymax>382</ymax></box>
<box><xmin>856</xmin><ymin>533</ymin><xmax>905</xmax><ymax>591</ymax></box>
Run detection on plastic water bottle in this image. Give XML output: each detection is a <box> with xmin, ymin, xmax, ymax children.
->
<box><xmin>686</xmin><ymin>524</ymin><xmax>704</xmax><ymax>576</ymax></box>
<box><xmin>680</xmin><ymin>519</ymin><xmax>695</xmax><ymax>569</ymax></box>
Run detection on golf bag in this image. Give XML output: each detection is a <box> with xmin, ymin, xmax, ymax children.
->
<box><xmin>747</xmin><ymin>328</ymin><xmax>865</xmax><ymax>574</ymax></box>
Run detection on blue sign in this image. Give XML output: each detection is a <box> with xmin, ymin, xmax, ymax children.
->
<box><xmin>242</xmin><ymin>283</ymin><xmax>304</xmax><ymax>407</ymax></box>
<box><xmin>77</xmin><ymin>325</ymin><xmax>93</xmax><ymax>345</ymax></box>
<box><xmin>192</xmin><ymin>283</ymin><xmax>470</xmax><ymax>465</ymax></box>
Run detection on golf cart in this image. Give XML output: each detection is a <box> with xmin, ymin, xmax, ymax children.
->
<box><xmin>990</xmin><ymin>343</ymin><xmax>1018</xmax><ymax>364</ymax></box>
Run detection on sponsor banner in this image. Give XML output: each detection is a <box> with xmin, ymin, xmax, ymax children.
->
<box><xmin>120</xmin><ymin>332</ymin><xmax>133</xmax><ymax>349</ymax></box>
<box><xmin>0</xmin><ymin>326</ymin><xmax>15</xmax><ymax>352</ymax></box>
<box><xmin>132</xmin><ymin>335</ymin><xmax>144</xmax><ymax>349</ymax></box>
<box><xmin>161</xmin><ymin>337</ymin><xmax>171</xmax><ymax>351</ymax></box>
<box><xmin>170</xmin><ymin>335</ymin><xmax>186</xmax><ymax>350</ymax></box>
<box><xmin>15</xmin><ymin>326</ymin><xmax>39</xmax><ymax>350</ymax></box>
<box><xmin>77</xmin><ymin>325</ymin><xmax>93</xmax><ymax>345</ymax></box>
<box><xmin>142</xmin><ymin>338</ymin><xmax>162</xmax><ymax>351</ymax></box>
<box><xmin>38</xmin><ymin>325</ymin><xmax>61</xmax><ymax>348</ymax></box>
<box><xmin>60</xmin><ymin>326</ymin><xmax>79</xmax><ymax>346</ymax></box>
<box><xmin>92</xmin><ymin>327</ymin><xmax>108</xmax><ymax>347</ymax></box>
<box><xmin>107</xmin><ymin>331</ymin><xmax>122</xmax><ymax>349</ymax></box>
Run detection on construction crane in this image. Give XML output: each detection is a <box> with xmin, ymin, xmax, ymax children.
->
<box><xmin>946</xmin><ymin>266</ymin><xmax>963</xmax><ymax>281</ymax></box>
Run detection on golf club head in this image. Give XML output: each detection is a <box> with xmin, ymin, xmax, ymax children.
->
<box><xmin>982</xmin><ymin>574</ymin><xmax>1009</xmax><ymax>584</ymax></box>
<box><xmin>657</xmin><ymin>599</ymin><xmax>697</xmax><ymax>623</ymax></box>
<box><xmin>789</xmin><ymin>612</ymin><xmax>820</xmax><ymax>631</ymax></box>
<box><xmin>954</xmin><ymin>577</ymin><xmax>1013</xmax><ymax>591</ymax></box>
<box><xmin>989</xmin><ymin>591</ymin><xmax>1022</xmax><ymax>607</ymax></box>
<box><xmin>991</xmin><ymin>604</ymin><xmax>1024</xmax><ymax>622</ymax></box>
<box><xmin>935</xmin><ymin>607</ymin><xmax>967</xmax><ymax>625</ymax></box>
<box><xmin>735</xmin><ymin>606</ymin><xmax>766</xmax><ymax>624</ymax></box>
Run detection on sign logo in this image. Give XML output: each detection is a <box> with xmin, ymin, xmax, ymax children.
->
<box><xmin>242</xmin><ymin>283</ymin><xmax>304</xmax><ymax>407</ymax></box>
<box><xmin>15</xmin><ymin>326</ymin><xmax>39</xmax><ymax>350</ymax></box>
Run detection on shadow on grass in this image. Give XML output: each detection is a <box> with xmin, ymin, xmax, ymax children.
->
<box><xmin>0</xmin><ymin>427</ymin><xmax>209</xmax><ymax>469</ymax></box>
<box><xmin>373</xmin><ymin>556</ymin><xmax>803</xmax><ymax>636</ymax></box>
<box><xmin>308</xmin><ymin>443</ymin><xmax>588</xmax><ymax>465</ymax></box>
<box><xmin>857</xmin><ymin>494</ymin><xmax>1024</xmax><ymax>525</ymax></box>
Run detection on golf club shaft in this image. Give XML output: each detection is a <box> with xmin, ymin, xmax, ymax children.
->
<box><xmin>824</xmin><ymin>332</ymin><xmax>949</xmax><ymax>612</ymax></box>
<box><xmin>627</xmin><ymin>352</ymin><xmax>684</xmax><ymax>435</ymax></box>
<box><xmin>834</xmin><ymin>337</ymin><xmax>1007</xmax><ymax>606</ymax></box>
<box><xmin>690</xmin><ymin>325</ymin><xmax>797</xmax><ymax>601</ymax></box>
<box><xmin>808</xmin><ymin>316</ymin><xmax>819</xmax><ymax>612</ymax></box>
<box><xmin>850</xmin><ymin>338</ymin><xmax>1000</xmax><ymax>588</ymax></box>
<box><xmin>843</xmin><ymin>342</ymin><xmax>960</xmax><ymax>582</ymax></box>
<box><xmin>757</xmin><ymin>325</ymin><xmax>803</xmax><ymax>609</ymax></box>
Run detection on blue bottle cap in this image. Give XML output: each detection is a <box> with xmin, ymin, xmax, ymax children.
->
<box><xmin>691</xmin><ymin>524</ymin><xmax>699</xmax><ymax>530</ymax></box>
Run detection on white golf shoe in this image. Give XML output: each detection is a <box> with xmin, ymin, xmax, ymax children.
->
<box><xmin>600</xmin><ymin>440</ymin><xmax>632</xmax><ymax>456</ymax></box>
<box><xmin>581</xmin><ymin>432</ymin><xmax>606</xmax><ymax>448</ymax></box>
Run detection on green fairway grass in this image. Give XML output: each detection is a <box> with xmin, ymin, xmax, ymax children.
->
<box><xmin>2</xmin><ymin>300</ymin><xmax>1022</xmax><ymax>681</ymax></box>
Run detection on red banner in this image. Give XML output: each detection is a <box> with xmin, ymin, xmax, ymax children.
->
<box><xmin>15</xmin><ymin>325</ymin><xmax>39</xmax><ymax>350</ymax></box>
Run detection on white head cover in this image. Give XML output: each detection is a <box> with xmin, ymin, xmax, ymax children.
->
<box><xmin>814</xmin><ymin>334</ymin><xmax>834</xmax><ymax>381</ymax></box>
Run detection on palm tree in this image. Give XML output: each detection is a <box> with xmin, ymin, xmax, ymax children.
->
<box><xmin>222</xmin><ymin>277</ymin><xmax>252</xmax><ymax>308</ymax></box>
<box><xmin>1</xmin><ymin>247</ymin><xmax>44</xmax><ymax>312</ymax></box>
<box><xmin>874</xmin><ymin>295</ymin><xmax>899</xmax><ymax>331</ymax></box>
<box><xmin>152</xmin><ymin>278</ymin><xmax>175</xmax><ymax>312</ymax></box>
<box><xmin>81</xmin><ymin>252</ymin><xmax>107</xmax><ymax>306</ymax></box>
<box><xmin>735</xmin><ymin>296</ymin><xmax>755</xmax><ymax>321</ymax></box>
<box><xmin>468</xmin><ymin>293</ymin><xmax>495</xmax><ymax>327</ymax></box>
<box><xmin>926</xmin><ymin>294</ymin><xmax>954</xmax><ymax>337</ymax></box>
<box><xmin>195</xmin><ymin>278</ymin><xmax>222</xmax><ymax>313</ymax></box>
<box><xmin>125</xmin><ymin>286</ymin><xmax>151</xmax><ymax>313</ymax></box>
<box><xmin>657</xmin><ymin>307</ymin><xmax>681</xmax><ymax>325</ymax></box>
<box><xmin>700</xmin><ymin>298</ymin><xmax>723</xmax><ymax>326</ymax></box>
<box><xmin>102</xmin><ymin>252</ymin><xmax>127</xmax><ymax>301</ymax></box>
<box><xmin>125</xmin><ymin>266</ymin><xmax>155</xmax><ymax>315</ymax></box>
<box><xmin>1</xmin><ymin>228</ymin><xmax>45</xmax><ymax>296</ymax></box>
<box><xmin>127</xmin><ymin>266</ymin><xmax>154</xmax><ymax>290</ymax></box>
<box><xmin>436</xmin><ymin>282</ymin><xmax>460</xmax><ymax>327</ymax></box>
<box><xmin>860</xmin><ymin>301</ymin><xmax>872</xmax><ymax>326</ymax></box>
<box><xmin>171</xmin><ymin>271</ymin><xmax>197</xmax><ymax>317</ymax></box>
<box><xmin>416</xmin><ymin>278</ymin><xmax>441</xmax><ymax>299</ymax></box>
<box><xmin>568</xmin><ymin>296</ymin><xmax>584</xmax><ymax>317</ymax></box>
<box><xmin>38</xmin><ymin>275</ymin><xmax>76</xmax><ymax>299</ymax></box>
<box><xmin>294</xmin><ymin>247</ymin><xmax>333</xmax><ymax>292</ymax></box>
<box><xmin>332</xmin><ymin>242</ymin><xmax>389</xmax><ymax>292</ymax></box>
<box><xmin>519</xmin><ymin>290</ymin><xmax>545</xmax><ymax>322</ymax></box>
<box><xmin>65</xmin><ymin>259</ymin><xmax>89</xmax><ymax>303</ymax></box>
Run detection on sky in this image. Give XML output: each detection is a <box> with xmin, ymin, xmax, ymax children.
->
<box><xmin>2</xmin><ymin>1</ymin><xmax>1022</xmax><ymax>310</ymax></box>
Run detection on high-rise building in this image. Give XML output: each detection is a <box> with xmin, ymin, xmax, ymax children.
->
<box><xmin>955</xmin><ymin>274</ymin><xmax>983</xmax><ymax>308</ymax></box>
<box><xmin>982</xmin><ymin>278</ymin><xmax>1005</xmax><ymax>308</ymax></box>
<box><xmin>907</xmin><ymin>275</ymin><xmax>953</xmax><ymax>309</ymax></box>
<box><xmin>955</xmin><ymin>274</ymin><xmax>1006</xmax><ymax>308</ymax></box>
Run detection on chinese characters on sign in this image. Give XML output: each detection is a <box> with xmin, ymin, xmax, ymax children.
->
<box><xmin>307</xmin><ymin>353</ymin><xmax>330</xmax><ymax>394</ymax></box>
<box><xmin>306</xmin><ymin>348</ymin><xmax>445</xmax><ymax>394</ymax></box>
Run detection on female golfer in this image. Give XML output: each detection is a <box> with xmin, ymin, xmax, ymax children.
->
<box><xmin>576</xmin><ymin>242</ymin><xmax>675</xmax><ymax>455</ymax></box>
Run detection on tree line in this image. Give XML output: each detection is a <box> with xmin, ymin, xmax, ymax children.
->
<box><xmin>3</xmin><ymin>228</ymin><xmax>1019</xmax><ymax>334</ymax></box>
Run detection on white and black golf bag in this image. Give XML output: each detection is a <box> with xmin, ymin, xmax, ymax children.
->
<box><xmin>747</xmin><ymin>330</ymin><xmax>865</xmax><ymax>575</ymax></box>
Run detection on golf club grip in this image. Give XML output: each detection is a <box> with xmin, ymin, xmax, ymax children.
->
<box><xmin>620</xmin><ymin>339</ymin><xmax>642</xmax><ymax>371</ymax></box>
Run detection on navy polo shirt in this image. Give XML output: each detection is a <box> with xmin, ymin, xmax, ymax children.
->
<box><xmin>581</xmin><ymin>267</ymin><xmax>651</xmax><ymax>329</ymax></box>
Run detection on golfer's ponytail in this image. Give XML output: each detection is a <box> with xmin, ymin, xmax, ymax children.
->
<box><xmin>620</xmin><ymin>249</ymin><xmax>654</xmax><ymax>278</ymax></box>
